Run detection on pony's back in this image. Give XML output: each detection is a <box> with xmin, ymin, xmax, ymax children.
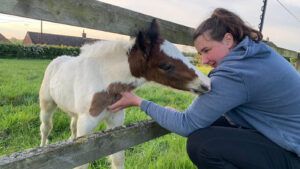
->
<box><xmin>79</xmin><ymin>40</ymin><xmax>134</xmax><ymax>59</ymax></box>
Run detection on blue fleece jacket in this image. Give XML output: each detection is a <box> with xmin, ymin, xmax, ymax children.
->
<box><xmin>140</xmin><ymin>37</ymin><xmax>300</xmax><ymax>157</ymax></box>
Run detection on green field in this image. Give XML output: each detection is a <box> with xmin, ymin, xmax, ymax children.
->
<box><xmin>0</xmin><ymin>59</ymin><xmax>209</xmax><ymax>169</ymax></box>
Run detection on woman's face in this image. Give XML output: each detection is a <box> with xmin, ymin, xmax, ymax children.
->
<box><xmin>194</xmin><ymin>33</ymin><xmax>235</xmax><ymax>68</ymax></box>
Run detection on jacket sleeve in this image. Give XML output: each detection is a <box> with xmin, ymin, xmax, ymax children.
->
<box><xmin>140</xmin><ymin>69</ymin><xmax>248</xmax><ymax>137</ymax></box>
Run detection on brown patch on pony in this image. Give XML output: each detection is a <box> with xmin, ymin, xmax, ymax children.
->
<box><xmin>107</xmin><ymin>82</ymin><xmax>136</xmax><ymax>95</ymax></box>
<box><xmin>89</xmin><ymin>82</ymin><xmax>135</xmax><ymax>117</ymax></box>
<box><xmin>128</xmin><ymin>47</ymin><xmax>147</xmax><ymax>78</ymax></box>
<box><xmin>89</xmin><ymin>92</ymin><xmax>110</xmax><ymax>117</ymax></box>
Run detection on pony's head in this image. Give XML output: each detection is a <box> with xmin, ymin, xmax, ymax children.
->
<box><xmin>128</xmin><ymin>19</ymin><xmax>211</xmax><ymax>94</ymax></box>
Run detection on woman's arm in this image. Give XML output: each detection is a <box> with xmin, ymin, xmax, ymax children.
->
<box><xmin>109</xmin><ymin>70</ymin><xmax>248</xmax><ymax>136</ymax></box>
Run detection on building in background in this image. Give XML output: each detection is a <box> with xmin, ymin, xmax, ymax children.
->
<box><xmin>0</xmin><ymin>33</ymin><xmax>10</xmax><ymax>43</ymax></box>
<box><xmin>23</xmin><ymin>31</ymin><xmax>100</xmax><ymax>47</ymax></box>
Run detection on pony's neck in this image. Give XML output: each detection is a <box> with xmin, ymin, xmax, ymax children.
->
<box><xmin>79</xmin><ymin>40</ymin><xmax>146</xmax><ymax>88</ymax></box>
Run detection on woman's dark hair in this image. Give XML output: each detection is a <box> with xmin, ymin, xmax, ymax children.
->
<box><xmin>193</xmin><ymin>8</ymin><xmax>263</xmax><ymax>43</ymax></box>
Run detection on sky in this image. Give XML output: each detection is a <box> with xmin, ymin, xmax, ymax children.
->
<box><xmin>0</xmin><ymin>0</ymin><xmax>299</xmax><ymax>52</ymax></box>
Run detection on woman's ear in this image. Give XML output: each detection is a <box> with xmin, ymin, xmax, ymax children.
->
<box><xmin>223</xmin><ymin>33</ymin><xmax>235</xmax><ymax>49</ymax></box>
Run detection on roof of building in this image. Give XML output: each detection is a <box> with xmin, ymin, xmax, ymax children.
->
<box><xmin>0</xmin><ymin>33</ymin><xmax>10</xmax><ymax>43</ymax></box>
<box><xmin>25</xmin><ymin>31</ymin><xmax>100</xmax><ymax>47</ymax></box>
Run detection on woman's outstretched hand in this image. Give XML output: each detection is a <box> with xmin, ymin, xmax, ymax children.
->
<box><xmin>108</xmin><ymin>91</ymin><xmax>142</xmax><ymax>112</ymax></box>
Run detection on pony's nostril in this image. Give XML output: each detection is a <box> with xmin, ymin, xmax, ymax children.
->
<box><xmin>201</xmin><ymin>84</ymin><xmax>210</xmax><ymax>91</ymax></box>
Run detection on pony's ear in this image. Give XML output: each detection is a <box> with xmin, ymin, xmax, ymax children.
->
<box><xmin>136</xmin><ymin>31</ymin><xmax>146</xmax><ymax>53</ymax></box>
<box><xmin>147</xmin><ymin>19</ymin><xmax>160</xmax><ymax>41</ymax></box>
<box><xmin>135</xmin><ymin>31</ymin><xmax>151</xmax><ymax>59</ymax></box>
<box><xmin>134</xmin><ymin>19</ymin><xmax>160</xmax><ymax>59</ymax></box>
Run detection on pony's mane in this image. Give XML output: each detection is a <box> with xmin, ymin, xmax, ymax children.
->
<box><xmin>79</xmin><ymin>39</ymin><xmax>135</xmax><ymax>59</ymax></box>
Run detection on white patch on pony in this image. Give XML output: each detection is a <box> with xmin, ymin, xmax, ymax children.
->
<box><xmin>160</xmin><ymin>40</ymin><xmax>211</xmax><ymax>86</ymax></box>
<box><xmin>47</xmin><ymin>39</ymin><xmax>146</xmax><ymax>116</ymax></box>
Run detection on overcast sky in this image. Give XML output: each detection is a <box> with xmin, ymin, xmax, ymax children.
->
<box><xmin>0</xmin><ymin>0</ymin><xmax>299</xmax><ymax>51</ymax></box>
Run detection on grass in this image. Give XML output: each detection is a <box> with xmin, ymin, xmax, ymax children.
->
<box><xmin>0</xmin><ymin>58</ymin><xmax>207</xmax><ymax>169</ymax></box>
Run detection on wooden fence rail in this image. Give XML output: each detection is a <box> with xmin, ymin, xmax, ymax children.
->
<box><xmin>265</xmin><ymin>42</ymin><xmax>300</xmax><ymax>72</ymax></box>
<box><xmin>296</xmin><ymin>55</ymin><xmax>300</xmax><ymax>72</ymax></box>
<box><xmin>0</xmin><ymin>0</ymin><xmax>194</xmax><ymax>46</ymax></box>
<box><xmin>0</xmin><ymin>120</ymin><xmax>170</xmax><ymax>169</ymax></box>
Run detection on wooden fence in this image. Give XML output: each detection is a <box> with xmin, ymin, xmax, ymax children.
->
<box><xmin>0</xmin><ymin>120</ymin><xmax>169</xmax><ymax>169</ymax></box>
<box><xmin>0</xmin><ymin>0</ymin><xmax>299</xmax><ymax>168</ymax></box>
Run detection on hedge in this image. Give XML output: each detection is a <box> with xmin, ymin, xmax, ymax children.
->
<box><xmin>0</xmin><ymin>43</ymin><xmax>80</xmax><ymax>59</ymax></box>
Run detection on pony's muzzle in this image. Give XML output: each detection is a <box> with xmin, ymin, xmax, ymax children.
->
<box><xmin>188</xmin><ymin>77</ymin><xmax>211</xmax><ymax>94</ymax></box>
<box><xmin>191</xmin><ymin>84</ymin><xmax>211</xmax><ymax>94</ymax></box>
<box><xmin>201</xmin><ymin>84</ymin><xmax>211</xmax><ymax>92</ymax></box>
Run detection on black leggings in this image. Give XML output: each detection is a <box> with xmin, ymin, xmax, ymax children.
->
<box><xmin>186</xmin><ymin>117</ymin><xmax>300</xmax><ymax>169</ymax></box>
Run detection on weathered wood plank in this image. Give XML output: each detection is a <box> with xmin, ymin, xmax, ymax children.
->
<box><xmin>0</xmin><ymin>0</ymin><xmax>195</xmax><ymax>45</ymax></box>
<box><xmin>265</xmin><ymin>41</ymin><xmax>299</xmax><ymax>58</ymax></box>
<box><xmin>295</xmin><ymin>54</ymin><xmax>300</xmax><ymax>72</ymax></box>
<box><xmin>0</xmin><ymin>120</ymin><xmax>170</xmax><ymax>169</ymax></box>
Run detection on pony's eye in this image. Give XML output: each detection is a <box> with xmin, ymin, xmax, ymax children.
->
<box><xmin>158</xmin><ymin>63</ymin><xmax>174</xmax><ymax>71</ymax></box>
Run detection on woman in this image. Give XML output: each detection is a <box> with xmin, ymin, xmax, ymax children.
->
<box><xmin>108</xmin><ymin>8</ymin><xmax>300</xmax><ymax>169</ymax></box>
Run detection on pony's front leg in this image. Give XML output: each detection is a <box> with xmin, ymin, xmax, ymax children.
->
<box><xmin>105</xmin><ymin>110</ymin><xmax>125</xmax><ymax>169</ymax></box>
<box><xmin>74</xmin><ymin>114</ymin><xmax>102</xmax><ymax>169</ymax></box>
<box><xmin>69</xmin><ymin>115</ymin><xmax>78</xmax><ymax>140</ymax></box>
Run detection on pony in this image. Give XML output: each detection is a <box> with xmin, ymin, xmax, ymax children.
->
<box><xmin>39</xmin><ymin>19</ymin><xmax>211</xmax><ymax>169</ymax></box>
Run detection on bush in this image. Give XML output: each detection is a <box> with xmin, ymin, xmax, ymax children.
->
<box><xmin>0</xmin><ymin>43</ymin><xmax>80</xmax><ymax>59</ymax></box>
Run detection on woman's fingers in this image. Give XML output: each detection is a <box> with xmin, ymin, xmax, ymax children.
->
<box><xmin>108</xmin><ymin>92</ymin><xmax>128</xmax><ymax>112</ymax></box>
<box><xmin>109</xmin><ymin>107</ymin><xmax>122</xmax><ymax>113</ymax></box>
<box><xmin>108</xmin><ymin>101</ymin><xmax>123</xmax><ymax>112</ymax></box>
<box><xmin>107</xmin><ymin>91</ymin><xmax>141</xmax><ymax>112</ymax></box>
